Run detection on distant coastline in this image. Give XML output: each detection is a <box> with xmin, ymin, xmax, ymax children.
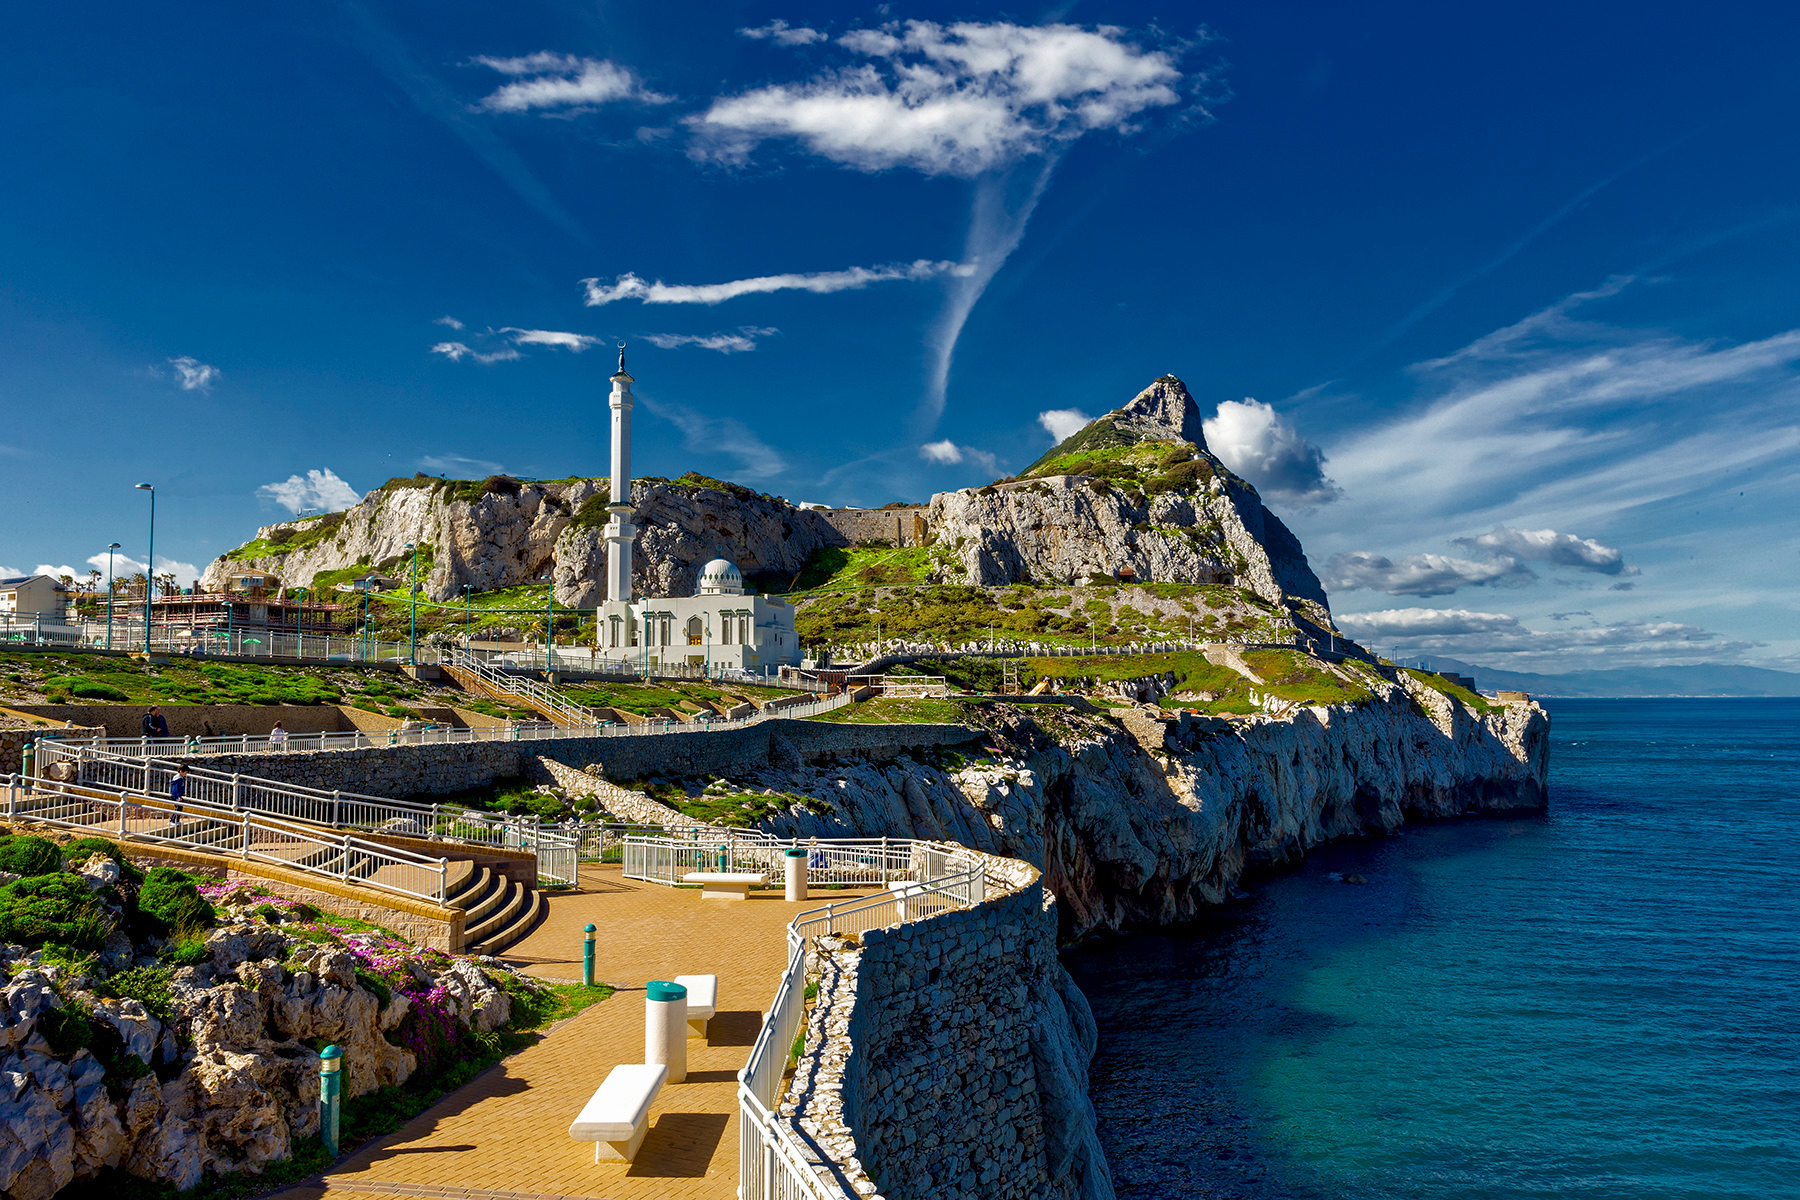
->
<box><xmin>1409</xmin><ymin>659</ymin><xmax>1800</xmax><ymax>699</ymax></box>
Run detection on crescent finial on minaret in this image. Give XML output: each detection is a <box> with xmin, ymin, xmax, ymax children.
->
<box><xmin>615</xmin><ymin>342</ymin><xmax>627</xmax><ymax>376</ymax></box>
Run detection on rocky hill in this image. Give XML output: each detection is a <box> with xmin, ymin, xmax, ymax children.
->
<box><xmin>206</xmin><ymin>376</ymin><xmax>1334</xmax><ymax>636</ymax></box>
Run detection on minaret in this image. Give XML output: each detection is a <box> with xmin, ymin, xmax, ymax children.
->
<box><xmin>603</xmin><ymin>345</ymin><xmax>635</xmax><ymax>605</ymax></box>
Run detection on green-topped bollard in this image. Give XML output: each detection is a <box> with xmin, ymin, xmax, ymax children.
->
<box><xmin>20</xmin><ymin>741</ymin><xmax>33</xmax><ymax>781</ymax></box>
<box><xmin>583</xmin><ymin>923</ymin><xmax>596</xmax><ymax>987</ymax></box>
<box><xmin>319</xmin><ymin>1044</ymin><xmax>343</xmax><ymax>1156</ymax></box>
<box><xmin>186</xmin><ymin>736</ymin><xmax>199</xmax><ymax>756</ymax></box>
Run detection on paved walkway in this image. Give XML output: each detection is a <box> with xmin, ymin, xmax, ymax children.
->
<box><xmin>267</xmin><ymin>866</ymin><xmax>878</xmax><ymax>1200</ymax></box>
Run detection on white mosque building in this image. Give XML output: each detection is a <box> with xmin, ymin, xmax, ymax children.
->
<box><xmin>594</xmin><ymin>349</ymin><xmax>801</xmax><ymax>672</ymax></box>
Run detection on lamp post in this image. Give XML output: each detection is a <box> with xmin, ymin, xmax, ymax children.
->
<box><xmin>105</xmin><ymin>542</ymin><xmax>120</xmax><ymax>650</ymax></box>
<box><xmin>134</xmin><ymin>484</ymin><xmax>154</xmax><ymax>654</ymax></box>
<box><xmin>404</xmin><ymin>542</ymin><xmax>418</xmax><ymax>666</ymax></box>
<box><xmin>542</xmin><ymin>574</ymin><xmax>555</xmax><ymax>671</ymax></box>
<box><xmin>463</xmin><ymin>584</ymin><xmax>474</xmax><ymax>649</ymax></box>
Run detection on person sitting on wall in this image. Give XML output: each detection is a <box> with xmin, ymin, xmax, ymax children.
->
<box><xmin>142</xmin><ymin>706</ymin><xmax>169</xmax><ymax>739</ymax></box>
<box><xmin>269</xmin><ymin>721</ymin><xmax>287</xmax><ymax>747</ymax></box>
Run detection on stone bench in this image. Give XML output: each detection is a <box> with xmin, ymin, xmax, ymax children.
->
<box><xmin>673</xmin><ymin>973</ymin><xmax>717</xmax><ymax>1039</ymax></box>
<box><xmin>569</xmin><ymin>1063</ymin><xmax>666</xmax><ymax>1162</ymax></box>
<box><xmin>682</xmin><ymin>871</ymin><xmax>764</xmax><ymax>901</ymax></box>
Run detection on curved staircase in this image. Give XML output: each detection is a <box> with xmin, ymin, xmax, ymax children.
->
<box><xmin>446</xmin><ymin>861</ymin><xmax>548</xmax><ymax>956</ymax></box>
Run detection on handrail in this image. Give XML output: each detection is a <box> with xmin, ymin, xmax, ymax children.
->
<box><xmin>1</xmin><ymin>773</ymin><xmax>449</xmax><ymax>904</ymax></box>
<box><xmin>444</xmin><ymin>648</ymin><xmax>598</xmax><ymax>727</ymax></box>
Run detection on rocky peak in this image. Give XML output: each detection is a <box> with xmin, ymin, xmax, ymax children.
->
<box><xmin>1110</xmin><ymin>375</ymin><xmax>1208</xmax><ymax>449</ymax></box>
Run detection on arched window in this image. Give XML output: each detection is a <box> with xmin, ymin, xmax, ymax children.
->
<box><xmin>737</xmin><ymin>613</ymin><xmax>751</xmax><ymax>644</ymax></box>
<box><xmin>687</xmin><ymin>616</ymin><xmax>704</xmax><ymax>645</ymax></box>
<box><xmin>609</xmin><ymin>615</ymin><xmax>621</xmax><ymax>648</ymax></box>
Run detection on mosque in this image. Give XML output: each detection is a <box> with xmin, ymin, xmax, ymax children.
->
<box><xmin>593</xmin><ymin>349</ymin><xmax>802</xmax><ymax>672</ymax></box>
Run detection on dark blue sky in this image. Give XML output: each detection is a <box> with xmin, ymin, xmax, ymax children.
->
<box><xmin>3</xmin><ymin>1</ymin><xmax>1796</xmax><ymax>668</ymax></box>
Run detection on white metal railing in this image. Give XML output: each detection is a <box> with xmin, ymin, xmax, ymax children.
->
<box><xmin>444</xmin><ymin>648</ymin><xmax>597</xmax><ymax>726</ymax></box>
<box><xmin>1</xmin><ymin>773</ymin><xmax>450</xmax><ymax>903</ymax></box>
<box><xmin>621</xmin><ymin>833</ymin><xmax>949</xmax><ymax>889</ymax></box>
<box><xmin>735</xmin><ymin>842</ymin><xmax>995</xmax><ymax>1200</ymax></box>
<box><xmin>33</xmin><ymin>742</ymin><xmax>579</xmax><ymax>886</ymax></box>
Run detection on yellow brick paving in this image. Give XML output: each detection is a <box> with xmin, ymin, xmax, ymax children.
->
<box><xmin>267</xmin><ymin>866</ymin><xmax>880</xmax><ymax>1200</ymax></box>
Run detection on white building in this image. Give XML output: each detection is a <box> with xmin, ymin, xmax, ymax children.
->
<box><xmin>0</xmin><ymin>575</ymin><xmax>70</xmax><ymax>624</ymax></box>
<box><xmin>594</xmin><ymin>351</ymin><xmax>801</xmax><ymax>671</ymax></box>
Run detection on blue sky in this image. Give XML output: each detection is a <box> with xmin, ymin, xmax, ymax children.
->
<box><xmin>3</xmin><ymin>1</ymin><xmax>1797</xmax><ymax>670</ymax></box>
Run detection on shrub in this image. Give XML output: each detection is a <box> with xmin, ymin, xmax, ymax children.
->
<box><xmin>0</xmin><ymin>874</ymin><xmax>109</xmax><ymax>949</ymax></box>
<box><xmin>136</xmin><ymin>868</ymin><xmax>215</xmax><ymax>936</ymax></box>
<box><xmin>0</xmin><ymin>835</ymin><xmax>64</xmax><ymax>878</ymax></box>
<box><xmin>166</xmin><ymin>934</ymin><xmax>210</xmax><ymax>966</ymax></box>
<box><xmin>39</xmin><ymin>1002</ymin><xmax>93</xmax><ymax>1056</ymax></box>
<box><xmin>61</xmin><ymin>837</ymin><xmax>144</xmax><ymax>883</ymax></box>
<box><xmin>99</xmin><ymin>966</ymin><xmax>174</xmax><ymax>1021</ymax></box>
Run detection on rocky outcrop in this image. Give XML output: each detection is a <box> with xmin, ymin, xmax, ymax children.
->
<box><xmin>203</xmin><ymin>476</ymin><xmax>845</xmax><ymax>606</ymax></box>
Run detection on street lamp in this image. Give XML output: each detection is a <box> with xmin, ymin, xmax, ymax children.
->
<box><xmin>135</xmin><ymin>484</ymin><xmax>154</xmax><ymax>654</ymax></box>
<box><xmin>463</xmin><ymin>584</ymin><xmax>474</xmax><ymax>650</ymax></box>
<box><xmin>404</xmin><ymin>542</ymin><xmax>418</xmax><ymax>665</ymax></box>
<box><xmin>105</xmin><ymin>542</ymin><xmax>121</xmax><ymax>650</ymax></box>
<box><xmin>541</xmin><ymin>574</ymin><xmax>555</xmax><ymax>670</ymax></box>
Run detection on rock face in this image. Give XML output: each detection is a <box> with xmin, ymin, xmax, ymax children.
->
<box><xmin>929</xmin><ymin>474</ymin><xmax>1329</xmax><ymax>611</ymax></box>
<box><xmin>203</xmin><ymin>476</ymin><xmax>845</xmax><ymax>606</ymax></box>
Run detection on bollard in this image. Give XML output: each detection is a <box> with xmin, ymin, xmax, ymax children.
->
<box><xmin>20</xmin><ymin>741</ymin><xmax>33</xmax><ymax>781</ymax></box>
<box><xmin>716</xmin><ymin>843</ymin><xmax>728</xmax><ymax>872</ymax></box>
<box><xmin>785</xmin><ymin>847</ymin><xmax>808</xmax><ymax>902</ymax></box>
<box><xmin>583</xmin><ymin>923</ymin><xmax>596</xmax><ymax>987</ymax></box>
<box><xmin>645</xmin><ymin>980</ymin><xmax>688</xmax><ymax>1083</ymax></box>
<box><xmin>319</xmin><ymin>1044</ymin><xmax>343</xmax><ymax>1156</ymax></box>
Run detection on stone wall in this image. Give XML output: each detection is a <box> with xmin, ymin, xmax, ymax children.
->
<box><xmin>813</xmin><ymin>507</ymin><xmax>931</xmax><ymax>548</ymax></box>
<box><xmin>4</xmin><ymin>703</ymin><xmax>374</xmax><ymax>738</ymax></box>
<box><xmin>180</xmin><ymin>720</ymin><xmax>985</xmax><ymax>798</ymax></box>
<box><xmin>787</xmin><ymin>850</ymin><xmax>1110</xmax><ymax>1200</ymax></box>
<box><xmin>0</xmin><ymin>723</ymin><xmax>106</xmax><ymax>774</ymax></box>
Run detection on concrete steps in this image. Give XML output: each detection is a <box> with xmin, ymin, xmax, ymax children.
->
<box><xmin>452</xmin><ymin>866</ymin><xmax>547</xmax><ymax>956</ymax></box>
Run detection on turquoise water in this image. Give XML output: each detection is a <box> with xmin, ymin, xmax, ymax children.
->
<box><xmin>1065</xmin><ymin>698</ymin><xmax>1800</xmax><ymax>1199</ymax></box>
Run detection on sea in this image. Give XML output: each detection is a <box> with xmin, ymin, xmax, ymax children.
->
<box><xmin>1064</xmin><ymin>698</ymin><xmax>1800</xmax><ymax>1200</ymax></box>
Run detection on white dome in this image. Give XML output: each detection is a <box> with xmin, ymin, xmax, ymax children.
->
<box><xmin>695</xmin><ymin>558</ymin><xmax>746</xmax><ymax>596</ymax></box>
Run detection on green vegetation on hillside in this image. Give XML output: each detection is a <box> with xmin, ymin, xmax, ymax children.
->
<box><xmin>791</xmin><ymin>546</ymin><xmax>935</xmax><ymax>591</ymax></box>
<box><xmin>1242</xmin><ymin>649</ymin><xmax>1375</xmax><ymax>707</ymax></box>
<box><xmin>558</xmin><ymin>679</ymin><xmax>786</xmax><ymax>718</ymax></box>
<box><xmin>1401</xmin><ymin>668</ymin><xmax>1495</xmax><ymax>712</ymax></box>
<box><xmin>807</xmin><ymin>697</ymin><xmax>976</xmax><ymax>725</ymax></box>
<box><xmin>0</xmin><ymin>653</ymin><xmax>421</xmax><ymax>707</ymax></box>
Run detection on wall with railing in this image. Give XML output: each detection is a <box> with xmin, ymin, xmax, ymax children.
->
<box><xmin>729</xmin><ymin>841</ymin><xmax>1096</xmax><ymax>1200</ymax></box>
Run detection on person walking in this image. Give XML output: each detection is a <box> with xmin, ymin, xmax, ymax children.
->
<box><xmin>168</xmin><ymin>764</ymin><xmax>187</xmax><ymax>828</ymax></box>
<box><xmin>142</xmin><ymin>706</ymin><xmax>169</xmax><ymax>739</ymax></box>
<box><xmin>269</xmin><ymin>721</ymin><xmax>287</xmax><ymax>747</ymax></box>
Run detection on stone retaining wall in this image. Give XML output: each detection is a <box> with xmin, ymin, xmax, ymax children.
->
<box><xmin>787</xmin><ymin>851</ymin><xmax>1110</xmax><ymax>1200</ymax></box>
<box><xmin>179</xmin><ymin>720</ymin><xmax>984</xmax><ymax>798</ymax></box>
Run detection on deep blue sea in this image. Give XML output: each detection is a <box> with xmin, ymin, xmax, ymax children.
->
<box><xmin>1065</xmin><ymin>698</ymin><xmax>1800</xmax><ymax>1200</ymax></box>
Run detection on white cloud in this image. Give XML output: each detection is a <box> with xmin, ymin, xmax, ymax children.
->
<box><xmin>502</xmin><ymin>328</ymin><xmax>601</xmax><ymax>352</ymax></box>
<box><xmin>1337</xmin><ymin>606</ymin><xmax>1759</xmax><ymax>668</ymax></box>
<box><xmin>419</xmin><ymin>454</ymin><xmax>506</xmax><ymax>476</ymax></box>
<box><xmin>1454</xmin><ymin>525</ymin><xmax>1630</xmax><ymax>574</ymax></box>
<box><xmin>1325</xmin><ymin>552</ymin><xmax>1535</xmax><ymax>597</ymax></box>
<box><xmin>0</xmin><ymin>566</ymin><xmax>20</xmax><ymax>578</ymax></box>
<box><xmin>582</xmin><ymin>259</ymin><xmax>970</xmax><ymax>307</ymax></box>
<box><xmin>256</xmin><ymin>468</ymin><xmax>361</xmax><ymax>515</ymax></box>
<box><xmin>168</xmin><ymin>356</ymin><xmax>220</xmax><ymax>391</ymax></box>
<box><xmin>474</xmin><ymin>53</ymin><xmax>670</xmax><ymax>113</ymax></box>
<box><xmin>79</xmin><ymin>552</ymin><xmax>201</xmax><ymax>587</ymax></box>
<box><xmin>434</xmin><ymin>315</ymin><xmax>465</xmax><ymax>330</ymax></box>
<box><xmin>1037</xmin><ymin>408</ymin><xmax>1092</xmax><ymax>442</ymax></box>
<box><xmin>33</xmin><ymin>564</ymin><xmax>79</xmax><ymax>580</ymax></box>
<box><xmin>689</xmin><ymin>20</ymin><xmax>1190</xmax><ymax>177</ymax></box>
<box><xmin>641</xmin><ymin>327</ymin><xmax>778</xmax><ymax>354</ymax></box>
<box><xmin>1204</xmin><ymin>398</ymin><xmax>1340</xmax><ymax>506</ymax></box>
<box><xmin>740</xmin><ymin>20</ymin><xmax>826</xmax><ymax>47</ymax></box>
<box><xmin>918</xmin><ymin>440</ymin><xmax>1000</xmax><ymax>473</ymax></box>
<box><xmin>645</xmin><ymin>397</ymin><xmax>787</xmax><ymax>480</ymax></box>
<box><xmin>430</xmin><ymin>341</ymin><xmax>522</xmax><ymax>364</ymax></box>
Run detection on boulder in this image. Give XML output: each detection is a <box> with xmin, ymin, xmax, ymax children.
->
<box><xmin>76</xmin><ymin>854</ymin><xmax>121</xmax><ymax>892</ymax></box>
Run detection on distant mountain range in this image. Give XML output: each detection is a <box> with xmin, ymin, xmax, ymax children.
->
<box><xmin>1409</xmin><ymin>658</ymin><xmax>1800</xmax><ymax>698</ymax></box>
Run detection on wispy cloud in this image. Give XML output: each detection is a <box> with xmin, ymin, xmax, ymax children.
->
<box><xmin>473</xmin><ymin>53</ymin><xmax>670</xmax><ymax>114</ymax></box>
<box><xmin>502</xmin><ymin>328</ymin><xmax>602</xmax><ymax>351</ymax></box>
<box><xmin>81</xmin><ymin>552</ymin><xmax>202</xmax><ymax>587</ymax></box>
<box><xmin>645</xmin><ymin>397</ymin><xmax>787</xmax><ymax>480</ymax></box>
<box><xmin>1205</xmin><ymin>398</ymin><xmax>1339</xmax><ymax>507</ymax></box>
<box><xmin>1037</xmin><ymin>408</ymin><xmax>1091</xmax><ymax>442</ymax></box>
<box><xmin>419</xmin><ymin>454</ymin><xmax>505</xmax><ymax>476</ymax></box>
<box><xmin>256</xmin><ymin>468</ymin><xmax>361</xmax><ymax>515</ymax></box>
<box><xmin>168</xmin><ymin>356</ymin><xmax>220</xmax><ymax>391</ymax></box>
<box><xmin>434</xmin><ymin>315</ymin><xmax>465</xmax><ymax>330</ymax></box>
<box><xmin>1324</xmin><ymin>552</ymin><xmax>1535</xmax><ymax>597</ymax></box>
<box><xmin>690</xmin><ymin>20</ymin><xmax>1192</xmax><ymax>177</ymax></box>
<box><xmin>582</xmin><ymin>259</ymin><xmax>970</xmax><ymax>307</ymax></box>
<box><xmin>641</xmin><ymin>327</ymin><xmax>778</xmax><ymax>354</ymax></box>
<box><xmin>430</xmin><ymin>341</ymin><xmax>522</xmax><ymax>364</ymax></box>
<box><xmin>739</xmin><ymin>20</ymin><xmax>826</xmax><ymax>47</ymax></box>
<box><xmin>919</xmin><ymin>440</ymin><xmax>1001</xmax><ymax>473</ymax></box>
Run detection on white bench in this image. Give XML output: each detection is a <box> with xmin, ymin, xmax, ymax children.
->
<box><xmin>569</xmin><ymin>1063</ymin><xmax>666</xmax><ymax>1162</ymax></box>
<box><xmin>673</xmin><ymin>973</ymin><xmax>717</xmax><ymax>1039</ymax></box>
<box><xmin>681</xmin><ymin>871</ymin><xmax>764</xmax><ymax>901</ymax></box>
